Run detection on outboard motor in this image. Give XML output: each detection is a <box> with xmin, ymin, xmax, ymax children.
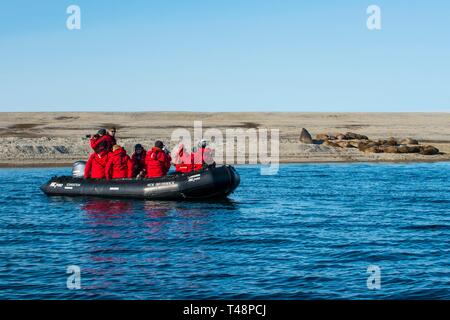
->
<box><xmin>72</xmin><ymin>161</ymin><xmax>86</xmax><ymax>178</ymax></box>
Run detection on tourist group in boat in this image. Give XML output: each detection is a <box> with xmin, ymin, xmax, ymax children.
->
<box><xmin>85</xmin><ymin>127</ymin><xmax>214</xmax><ymax>180</ymax></box>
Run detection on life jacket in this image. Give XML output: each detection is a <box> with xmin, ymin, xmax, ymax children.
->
<box><xmin>105</xmin><ymin>147</ymin><xmax>132</xmax><ymax>180</ymax></box>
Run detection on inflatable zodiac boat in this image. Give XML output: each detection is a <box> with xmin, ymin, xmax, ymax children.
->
<box><xmin>41</xmin><ymin>161</ymin><xmax>240</xmax><ymax>200</ymax></box>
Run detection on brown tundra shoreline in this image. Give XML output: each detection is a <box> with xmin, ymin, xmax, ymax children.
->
<box><xmin>0</xmin><ymin>112</ymin><xmax>449</xmax><ymax>167</ymax></box>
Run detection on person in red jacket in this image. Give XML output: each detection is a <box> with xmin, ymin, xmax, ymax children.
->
<box><xmin>130</xmin><ymin>144</ymin><xmax>147</xmax><ymax>178</ymax></box>
<box><xmin>145</xmin><ymin>141</ymin><xmax>171</xmax><ymax>178</ymax></box>
<box><xmin>84</xmin><ymin>150</ymin><xmax>110</xmax><ymax>179</ymax></box>
<box><xmin>105</xmin><ymin>145</ymin><xmax>133</xmax><ymax>180</ymax></box>
<box><xmin>174</xmin><ymin>143</ymin><xmax>193</xmax><ymax>173</ymax></box>
<box><xmin>193</xmin><ymin>139</ymin><xmax>215</xmax><ymax>171</ymax></box>
<box><xmin>90</xmin><ymin>129</ymin><xmax>115</xmax><ymax>153</ymax></box>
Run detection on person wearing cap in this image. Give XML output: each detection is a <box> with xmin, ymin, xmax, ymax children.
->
<box><xmin>90</xmin><ymin>128</ymin><xmax>115</xmax><ymax>153</ymax></box>
<box><xmin>145</xmin><ymin>140</ymin><xmax>171</xmax><ymax>178</ymax></box>
<box><xmin>130</xmin><ymin>143</ymin><xmax>147</xmax><ymax>178</ymax></box>
<box><xmin>193</xmin><ymin>139</ymin><xmax>215</xmax><ymax>171</ymax></box>
<box><xmin>105</xmin><ymin>145</ymin><xmax>133</xmax><ymax>180</ymax></box>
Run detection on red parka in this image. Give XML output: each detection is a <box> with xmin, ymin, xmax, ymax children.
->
<box><xmin>84</xmin><ymin>151</ymin><xmax>110</xmax><ymax>179</ymax></box>
<box><xmin>90</xmin><ymin>135</ymin><xmax>115</xmax><ymax>153</ymax></box>
<box><xmin>193</xmin><ymin>147</ymin><xmax>214</xmax><ymax>171</ymax></box>
<box><xmin>174</xmin><ymin>144</ymin><xmax>193</xmax><ymax>173</ymax></box>
<box><xmin>105</xmin><ymin>147</ymin><xmax>133</xmax><ymax>180</ymax></box>
<box><xmin>145</xmin><ymin>147</ymin><xmax>171</xmax><ymax>178</ymax></box>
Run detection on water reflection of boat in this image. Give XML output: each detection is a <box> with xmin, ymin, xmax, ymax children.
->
<box><xmin>41</xmin><ymin>165</ymin><xmax>240</xmax><ymax>200</ymax></box>
<box><xmin>81</xmin><ymin>199</ymin><xmax>134</xmax><ymax>215</ymax></box>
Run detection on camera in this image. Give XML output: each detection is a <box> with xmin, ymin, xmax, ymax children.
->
<box><xmin>162</xmin><ymin>146</ymin><xmax>170</xmax><ymax>154</ymax></box>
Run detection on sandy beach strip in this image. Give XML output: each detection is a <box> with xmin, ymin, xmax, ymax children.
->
<box><xmin>0</xmin><ymin>112</ymin><xmax>449</xmax><ymax>167</ymax></box>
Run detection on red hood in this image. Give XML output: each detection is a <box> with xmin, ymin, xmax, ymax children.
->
<box><xmin>111</xmin><ymin>147</ymin><xmax>126</xmax><ymax>156</ymax></box>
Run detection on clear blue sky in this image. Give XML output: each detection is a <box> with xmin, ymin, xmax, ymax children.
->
<box><xmin>1</xmin><ymin>0</ymin><xmax>449</xmax><ymax>112</ymax></box>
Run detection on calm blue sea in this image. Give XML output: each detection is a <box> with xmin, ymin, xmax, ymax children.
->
<box><xmin>0</xmin><ymin>163</ymin><xmax>449</xmax><ymax>299</ymax></box>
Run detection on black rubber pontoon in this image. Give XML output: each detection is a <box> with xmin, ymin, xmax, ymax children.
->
<box><xmin>41</xmin><ymin>165</ymin><xmax>240</xmax><ymax>200</ymax></box>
